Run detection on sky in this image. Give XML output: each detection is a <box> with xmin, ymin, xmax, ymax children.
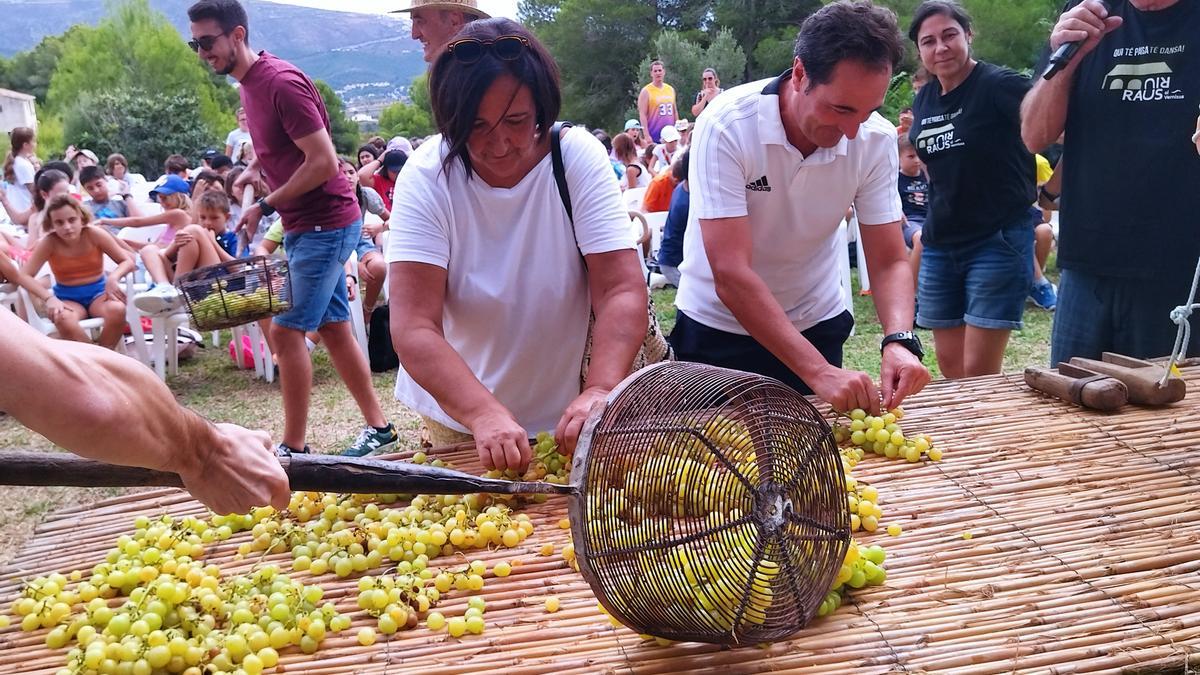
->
<box><xmin>261</xmin><ymin>0</ymin><xmax>520</xmax><ymax>19</ymax></box>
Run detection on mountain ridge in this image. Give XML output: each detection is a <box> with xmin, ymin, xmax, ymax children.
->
<box><xmin>0</xmin><ymin>0</ymin><xmax>425</xmax><ymax>101</ymax></box>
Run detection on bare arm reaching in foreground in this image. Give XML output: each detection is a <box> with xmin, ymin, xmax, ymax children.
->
<box><xmin>0</xmin><ymin>309</ymin><xmax>291</xmax><ymax>514</ymax></box>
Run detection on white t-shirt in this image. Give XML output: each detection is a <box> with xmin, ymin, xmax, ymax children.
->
<box><xmin>625</xmin><ymin>162</ymin><xmax>651</xmax><ymax>189</ymax></box>
<box><xmin>652</xmin><ymin>144</ymin><xmax>676</xmax><ymax>174</ymax></box>
<box><xmin>386</xmin><ymin>127</ymin><xmax>634</xmax><ymax>434</ymax></box>
<box><xmin>9</xmin><ymin>155</ymin><xmax>36</xmax><ymax>213</ymax></box>
<box><xmin>677</xmin><ymin>71</ymin><xmax>903</xmax><ymax>335</ymax></box>
<box><xmin>225</xmin><ymin>128</ymin><xmax>252</xmax><ymax>163</ymax></box>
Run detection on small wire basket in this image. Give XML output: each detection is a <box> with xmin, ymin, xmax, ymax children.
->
<box><xmin>175</xmin><ymin>256</ymin><xmax>291</xmax><ymax>331</ymax></box>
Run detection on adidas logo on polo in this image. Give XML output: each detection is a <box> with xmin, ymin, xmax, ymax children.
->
<box><xmin>745</xmin><ymin>176</ymin><xmax>772</xmax><ymax>192</ymax></box>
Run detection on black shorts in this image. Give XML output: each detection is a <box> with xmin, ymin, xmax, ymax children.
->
<box><xmin>668</xmin><ymin>309</ymin><xmax>854</xmax><ymax>394</ymax></box>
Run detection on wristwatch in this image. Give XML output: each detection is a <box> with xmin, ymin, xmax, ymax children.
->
<box><xmin>881</xmin><ymin>331</ymin><xmax>924</xmax><ymax>361</ymax></box>
<box><xmin>256</xmin><ymin>197</ymin><xmax>276</xmax><ymax>217</ymax></box>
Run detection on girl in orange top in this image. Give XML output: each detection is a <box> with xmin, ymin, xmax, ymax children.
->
<box><xmin>22</xmin><ymin>194</ymin><xmax>134</xmax><ymax>349</ymax></box>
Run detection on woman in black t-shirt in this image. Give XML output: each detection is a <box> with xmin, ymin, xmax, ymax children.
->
<box><xmin>908</xmin><ymin>0</ymin><xmax>1037</xmax><ymax>379</ymax></box>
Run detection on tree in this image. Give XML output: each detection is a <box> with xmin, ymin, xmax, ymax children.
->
<box><xmin>314</xmin><ymin>80</ymin><xmax>360</xmax><ymax>155</ymax></box>
<box><xmin>0</xmin><ymin>27</ymin><xmax>85</xmax><ymax>103</ymax></box>
<box><xmin>530</xmin><ymin>0</ymin><xmax>659</xmax><ymax>130</ymax></box>
<box><xmin>634</xmin><ymin>29</ymin><xmax>747</xmax><ymax>118</ymax></box>
<box><xmin>46</xmin><ymin>0</ymin><xmax>235</xmax><ymax>143</ymax></box>
<box><xmin>62</xmin><ymin>87</ymin><xmax>215</xmax><ymax>175</ymax></box>
<box><xmin>378</xmin><ymin>102</ymin><xmax>433</xmax><ymax>140</ymax></box>
<box><xmin>712</xmin><ymin>0</ymin><xmax>822</xmax><ymax>79</ymax></box>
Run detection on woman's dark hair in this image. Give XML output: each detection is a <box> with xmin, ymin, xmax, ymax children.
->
<box><xmin>191</xmin><ymin>170</ymin><xmax>222</xmax><ymax>196</ymax></box>
<box><xmin>33</xmin><ymin>169</ymin><xmax>69</xmax><ymax>211</ymax></box>
<box><xmin>356</xmin><ymin>143</ymin><xmax>380</xmax><ymax>168</ymax></box>
<box><xmin>338</xmin><ymin>156</ymin><xmax>366</xmax><ymax>209</ymax></box>
<box><xmin>41</xmin><ymin>161</ymin><xmax>74</xmax><ymax>181</ymax></box>
<box><xmin>429</xmin><ymin>18</ymin><xmax>561</xmax><ymax>177</ymax></box>
<box><xmin>793</xmin><ymin>0</ymin><xmax>904</xmax><ymax>91</ymax></box>
<box><xmin>672</xmin><ymin>148</ymin><xmax>690</xmax><ymax>183</ymax></box>
<box><xmin>908</xmin><ymin>0</ymin><xmax>972</xmax><ymax>43</ymax></box>
<box><xmin>187</xmin><ymin>0</ymin><xmax>250</xmax><ymax>43</ymax></box>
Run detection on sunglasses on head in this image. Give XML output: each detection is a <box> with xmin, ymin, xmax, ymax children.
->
<box><xmin>446</xmin><ymin>35</ymin><xmax>530</xmax><ymax>64</ymax></box>
<box><xmin>188</xmin><ymin>32</ymin><xmax>227</xmax><ymax>53</ymax></box>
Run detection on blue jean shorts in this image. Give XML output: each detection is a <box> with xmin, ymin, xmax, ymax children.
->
<box><xmin>354</xmin><ymin>236</ymin><xmax>378</xmax><ymax>262</ymax></box>
<box><xmin>54</xmin><ymin>277</ymin><xmax>107</xmax><ymax>311</ymax></box>
<box><xmin>917</xmin><ymin>217</ymin><xmax>1034</xmax><ymax>331</ymax></box>
<box><xmin>274</xmin><ymin>219</ymin><xmax>362</xmax><ymax>332</ymax></box>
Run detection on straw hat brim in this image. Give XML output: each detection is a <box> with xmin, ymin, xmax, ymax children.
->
<box><xmin>390</xmin><ymin>1</ymin><xmax>490</xmax><ymax>18</ymax></box>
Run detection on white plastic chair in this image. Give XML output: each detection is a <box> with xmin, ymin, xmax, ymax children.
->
<box><xmin>231</xmin><ymin>322</ymin><xmax>275</xmax><ymax>383</ymax></box>
<box><xmin>348</xmin><ymin>250</ymin><xmax>370</xmax><ymax>359</ymax></box>
<box><xmin>117</xmin><ymin>224</ymin><xmax>185</xmax><ymax>377</ymax></box>
<box><xmin>0</xmin><ymin>283</ymin><xmax>20</xmax><ymax>315</ymax></box>
<box><xmin>623</xmin><ymin>187</ymin><xmax>648</xmax><ymax>212</ymax></box>
<box><xmin>16</xmin><ymin>285</ymin><xmax>123</xmax><ymax>353</ymax></box>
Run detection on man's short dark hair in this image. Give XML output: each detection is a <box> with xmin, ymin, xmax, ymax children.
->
<box><xmin>187</xmin><ymin>0</ymin><xmax>250</xmax><ymax>43</ymax></box>
<box><xmin>79</xmin><ymin>165</ymin><xmax>106</xmax><ymax>186</ymax></box>
<box><xmin>592</xmin><ymin>129</ymin><xmax>612</xmax><ymax>154</ymax></box>
<box><xmin>908</xmin><ymin>0</ymin><xmax>972</xmax><ymax>43</ymax></box>
<box><xmin>672</xmin><ymin>148</ymin><xmax>690</xmax><ymax>183</ymax></box>
<box><xmin>793</xmin><ymin>0</ymin><xmax>904</xmax><ymax>91</ymax></box>
<box><xmin>210</xmin><ymin>154</ymin><xmax>233</xmax><ymax>171</ymax></box>
<box><xmin>165</xmin><ymin>154</ymin><xmax>190</xmax><ymax>175</ymax></box>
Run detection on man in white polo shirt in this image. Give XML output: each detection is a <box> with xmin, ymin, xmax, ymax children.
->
<box><xmin>672</xmin><ymin>0</ymin><xmax>930</xmax><ymax>415</ymax></box>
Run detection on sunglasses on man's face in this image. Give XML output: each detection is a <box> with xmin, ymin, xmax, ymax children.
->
<box><xmin>446</xmin><ymin>36</ymin><xmax>530</xmax><ymax>64</ymax></box>
<box><xmin>188</xmin><ymin>32</ymin><xmax>227</xmax><ymax>53</ymax></box>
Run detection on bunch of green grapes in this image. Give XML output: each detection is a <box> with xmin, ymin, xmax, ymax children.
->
<box><xmin>832</xmin><ymin>407</ymin><xmax>942</xmax><ymax>463</ymax></box>
<box><xmin>818</xmin><ymin>541</ymin><xmax>888</xmax><ymax>616</ymax></box>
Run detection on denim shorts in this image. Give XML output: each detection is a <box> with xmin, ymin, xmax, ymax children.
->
<box><xmin>54</xmin><ymin>277</ymin><xmax>107</xmax><ymax>310</ymax></box>
<box><xmin>274</xmin><ymin>219</ymin><xmax>361</xmax><ymax>332</ymax></box>
<box><xmin>354</xmin><ymin>236</ymin><xmax>378</xmax><ymax>262</ymax></box>
<box><xmin>1051</xmin><ymin>268</ymin><xmax>1200</xmax><ymax>366</ymax></box>
<box><xmin>917</xmin><ymin>219</ymin><xmax>1034</xmax><ymax>331</ymax></box>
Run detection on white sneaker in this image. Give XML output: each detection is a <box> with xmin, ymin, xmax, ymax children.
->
<box><xmin>134</xmin><ymin>284</ymin><xmax>183</xmax><ymax>316</ymax></box>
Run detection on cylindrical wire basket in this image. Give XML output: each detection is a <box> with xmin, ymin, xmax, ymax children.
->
<box><xmin>569</xmin><ymin>362</ymin><xmax>849</xmax><ymax>645</ymax></box>
<box><xmin>175</xmin><ymin>255</ymin><xmax>291</xmax><ymax>331</ymax></box>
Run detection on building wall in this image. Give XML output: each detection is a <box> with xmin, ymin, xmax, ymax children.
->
<box><xmin>0</xmin><ymin>95</ymin><xmax>37</xmax><ymax>134</ymax></box>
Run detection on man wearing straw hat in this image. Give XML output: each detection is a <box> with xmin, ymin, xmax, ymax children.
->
<box><xmin>392</xmin><ymin>0</ymin><xmax>490</xmax><ymax>63</ymax></box>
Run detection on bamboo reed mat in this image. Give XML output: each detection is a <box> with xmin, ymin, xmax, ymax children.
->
<box><xmin>5</xmin><ymin>366</ymin><xmax>1200</xmax><ymax>674</ymax></box>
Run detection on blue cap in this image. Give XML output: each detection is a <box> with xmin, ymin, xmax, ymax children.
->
<box><xmin>150</xmin><ymin>175</ymin><xmax>191</xmax><ymax>201</ymax></box>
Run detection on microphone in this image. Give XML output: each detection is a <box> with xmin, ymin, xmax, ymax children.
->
<box><xmin>1041</xmin><ymin>0</ymin><xmax>1124</xmax><ymax>80</ymax></box>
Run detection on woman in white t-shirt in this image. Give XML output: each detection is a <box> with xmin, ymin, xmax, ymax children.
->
<box><xmin>5</xmin><ymin>127</ymin><xmax>38</xmax><ymax>215</ymax></box>
<box><xmin>386</xmin><ymin>18</ymin><xmax>647</xmax><ymax>472</ymax></box>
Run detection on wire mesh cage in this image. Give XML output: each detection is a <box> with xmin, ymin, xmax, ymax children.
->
<box><xmin>175</xmin><ymin>255</ymin><xmax>291</xmax><ymax>331</ymax></box>
<box><xmin>568</xmin><ymin>361</ymin><xmax>849</xmax><ymax>645</ymax></box>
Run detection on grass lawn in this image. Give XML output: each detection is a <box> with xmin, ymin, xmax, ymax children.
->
<box><xmin>0</xmin><ymin>258</ymin><xmax>1056</xmax><ymax>562</ymax></box>
<box><xmin>653</xmin><ymin>255</ymin><xmax>1058</xmax><ymax>380</ymax></box>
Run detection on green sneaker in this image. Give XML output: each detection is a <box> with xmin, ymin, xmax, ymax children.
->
<box><xmin>343</xmin><ymin>423</ymin><xmax>398</xmax><ymax>457</ymax></box>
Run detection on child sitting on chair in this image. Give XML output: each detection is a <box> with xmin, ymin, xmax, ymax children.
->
<box><xmin>131</xmin><ymin>190</ymin><xmax>234</xmax><ymax>316</ymax></box>
<box><xmin>21</xmin><ymin>194</ymin><xmax>134</xmax><ymax>349</ymax></box>
<box><xmin>93</xmin><ymin>175</ymin><xmax>194</xmax><ymax>315</ymax></box>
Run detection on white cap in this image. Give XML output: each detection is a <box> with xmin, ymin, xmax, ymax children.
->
<box><xmin>659</xmin><ymin>125</ymin><xmax>681</xmax><ymax>143</ymax></box>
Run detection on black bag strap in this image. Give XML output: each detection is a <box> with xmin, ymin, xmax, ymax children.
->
<box><xmin>549</xmin><ymin>121</ymin><xmax>574</xmax><ymax>224</ymax></box>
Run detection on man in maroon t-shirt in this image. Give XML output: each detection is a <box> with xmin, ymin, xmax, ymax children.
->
<box><xmin>188</xmin><ymin>0</ymin><xmax>397</xmax><ymax>458</ymax></box>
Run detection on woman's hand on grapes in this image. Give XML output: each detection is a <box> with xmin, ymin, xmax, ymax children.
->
<box><xmin>469</xmin><ymin>408</ymin><xmax>531</xmax><ymax>472</ymax></box>
<box><xmin>555</xmin><ymin>386</ymin><xmax>608</xmax><ymax>455</ymax></box>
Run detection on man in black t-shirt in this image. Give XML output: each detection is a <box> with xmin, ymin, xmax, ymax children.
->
<box><xmin>1021</xmin><ymin>0</ymin><xmax>1200</xmax><ymax>365</ymax></box>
